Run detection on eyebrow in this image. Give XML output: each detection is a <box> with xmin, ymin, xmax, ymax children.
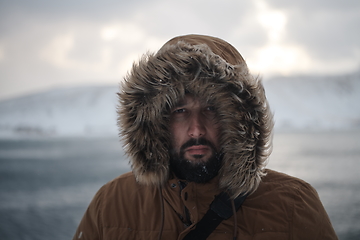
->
<box><xmin>173</xmin><ymin>97</ymin><xmax>213</xmax><ymax>109</ymax></box>
<box><xmin>174</xmin><ymin>99</ymin><xmax>186</xmax><ymax>108</ymax></box>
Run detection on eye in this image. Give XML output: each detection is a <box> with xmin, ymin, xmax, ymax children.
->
<box><xmin>173</xmin><ymin>108</ymin><xmax>186</xmax><ymax>114</ymax></box>
<box><xmin>205</xmin><ymin>106</ymin><xmax>216</xmax><ymax>112</ymax></box>
<box><xmin>170</xmin><ymin>108</ymin><xmax>188</xmax><ymax>121</ymax></box>
<box><xmin>203</xmin><ymin>106</ymin><xmax>217</xmax><ymax>119</ymax></box>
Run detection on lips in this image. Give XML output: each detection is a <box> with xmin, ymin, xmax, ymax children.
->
<box><xmin>185</xmin><ymin>145</ymin><xmax>210</xmax><ymax>155</ymax></box>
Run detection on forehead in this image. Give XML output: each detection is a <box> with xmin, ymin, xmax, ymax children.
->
<box><xmin>174</xmin><ymin>95</ymin><xmax>209</xmax><ymax>107</ymax></box>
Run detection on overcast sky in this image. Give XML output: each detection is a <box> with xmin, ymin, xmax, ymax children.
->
<box><xmin>0</xmin><ymin>0</ymin><xmax>359</xmax><ymax>100</ymax></box>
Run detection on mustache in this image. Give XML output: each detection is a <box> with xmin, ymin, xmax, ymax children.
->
<box><xmin>180</xmin><ymin>138</ymin><xmax>216</xmax><ymax>152</ymax></box>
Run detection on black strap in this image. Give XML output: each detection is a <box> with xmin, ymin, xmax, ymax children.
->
<box><xmin>183</xmin><ymin>192</ymin><xmax>247</xmax><ymax>240</ymax></box>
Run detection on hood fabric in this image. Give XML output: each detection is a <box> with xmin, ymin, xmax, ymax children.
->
<box><xmin>117</xmin><ymin>34</ymin><xmax>273</xmax><ymax>198</ymax></box>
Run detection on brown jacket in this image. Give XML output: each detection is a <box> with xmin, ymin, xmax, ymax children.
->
<box><xmin>73</xmin><ymin>169</ymin><xmax>337</xmax><ymax>239</ymax></box>
<box><xmin>74</xmin><ymin>35</ymin><xmax>338</xmax><ymax>239</ymax></box>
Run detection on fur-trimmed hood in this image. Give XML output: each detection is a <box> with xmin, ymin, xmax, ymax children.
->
<box><xmin>117</xmin><ymin>34</ymin><xmax>273</xmax><ymax>198</ymax></box>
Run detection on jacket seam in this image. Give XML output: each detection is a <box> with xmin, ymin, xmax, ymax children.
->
<box><xmin>290</xmin><ymin>182</ymin><xmax>312</xmax><ymax>240</ymax></box>
<box><xmin>98</xmin><ymin>185</ymin><xmax>107</xmax><ymax>239</ymax></box>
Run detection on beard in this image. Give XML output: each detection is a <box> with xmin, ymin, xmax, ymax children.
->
<box><xmin>169</xmin><ymin>138</ymin><xmax>222</xmax><ymax>183</ymax></box>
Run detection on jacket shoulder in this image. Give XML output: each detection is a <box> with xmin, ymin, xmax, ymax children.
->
<box><xmin>95</xmin><ymin>171</ymin><xmax>157</xmax><ymax>212</ymax></box>
<box><xmin>73</xmin><ymin>172</ymin><xmax>162</xmax><ymax>240</ymax></box>
<box><xmin>242</xmin><ymin>169</ymin><xmax>337</xmax><ymax>239</ymax></box>
<box><xmin>102</xmin><ymin>171</ymin><xmax>138</xmax><ymax>192</ymax></box>
<box><xmin>259</xmin><ymin>169</ymin><xmax>323</xmax><ymax>201</ymax></box>
<box><xmin>262</xmin><ymin>169</ymin><xmax>310</xmax><ymax>185</ymax></box>
<box><xmin>89</xmin><ymin>172</ymin><xmax>138</xmax><ymax>203</ymax></box>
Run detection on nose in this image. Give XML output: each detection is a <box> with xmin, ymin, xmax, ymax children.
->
<box><xmin>188</xmin><ymin>113</ymin><xmax>206</xmax><ymax>138</ymax></box>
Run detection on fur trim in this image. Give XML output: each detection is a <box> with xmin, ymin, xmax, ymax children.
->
<box><xmin>117</xmin><ymin>35</ymin><xmax>273</xmax><ymax>198</ymax></box>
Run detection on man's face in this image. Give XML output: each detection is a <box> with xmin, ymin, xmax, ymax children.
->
<box><xmin>169</xmin><ymin>95</ymin><xmax>222</xmax><ymax>183</ymax></box>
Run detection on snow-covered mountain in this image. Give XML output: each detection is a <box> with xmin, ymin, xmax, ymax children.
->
<box><xmin>0</xmin><ymin>85</ymin><xmax>119</xmax><ymax>138</ymax></box>
<box><xmin>0</xmin><ymin>72</ymin><xmax>359</xmax><ymax>138</ymax></box>
<box><xmin>264</xmin><ymin>71</ymin><xmax>360</xmax><ymax>131</ymax></box>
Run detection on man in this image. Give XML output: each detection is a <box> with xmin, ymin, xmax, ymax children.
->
<box><xmin>73</xmin><ymin>34</ymin><xmax>338</xmax><ymax>239</ymax></box>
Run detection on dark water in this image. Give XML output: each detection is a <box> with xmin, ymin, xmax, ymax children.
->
<box><xmin>268</xmin><ymin>131</ymin><xmax>360</xmax><ymax>240</ymax></box>
<box><xmin>0</xmin><ymin>131</ymin><xmax>359</xmax><ymax>240</ymax></box>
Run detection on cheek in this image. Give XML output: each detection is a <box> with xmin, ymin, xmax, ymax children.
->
<box><xmin>208</xmin><ymin>123</ymin><xmax>221</xmax><ymax>149</ymax></box>
<box><xmin>169</xmin><ymin>124</ymin><xmax>181</xmax><ymax>150</ymax></box>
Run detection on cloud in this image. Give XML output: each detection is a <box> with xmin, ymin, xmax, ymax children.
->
<box><xmin>0</xmin><ymin>43</ymin><xmax>4</xmax><ymax>62</ymax></box>
<box><xmin>266</xmin><ymin>0</ymin><xmax>360</xmax><ymax>66</ymax></box>
<box><xmin>0</xmin><ymin>0</ymin><xmax>359</xmax><ymax>100</ymax></box>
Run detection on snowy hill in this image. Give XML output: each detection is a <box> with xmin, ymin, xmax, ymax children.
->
<box><xmin>0</xmin><ymin>85</ymin><xmax>119</xmax><ymax>138</ymax></box>
<box><xmin>264</xmin><ymin>71</ymin><xmax>360</xmax><ymax>131</ymax></box>
<box><xmin>0</xmin><ymin>72</ymin><xmax>359</xmax><ymax>138</ymax></box>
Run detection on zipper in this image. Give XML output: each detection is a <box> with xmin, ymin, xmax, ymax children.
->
<box><xmin>179</xmin><ymin>181</ymin><xmax>192</xmax><ymax>227</ymax></box>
